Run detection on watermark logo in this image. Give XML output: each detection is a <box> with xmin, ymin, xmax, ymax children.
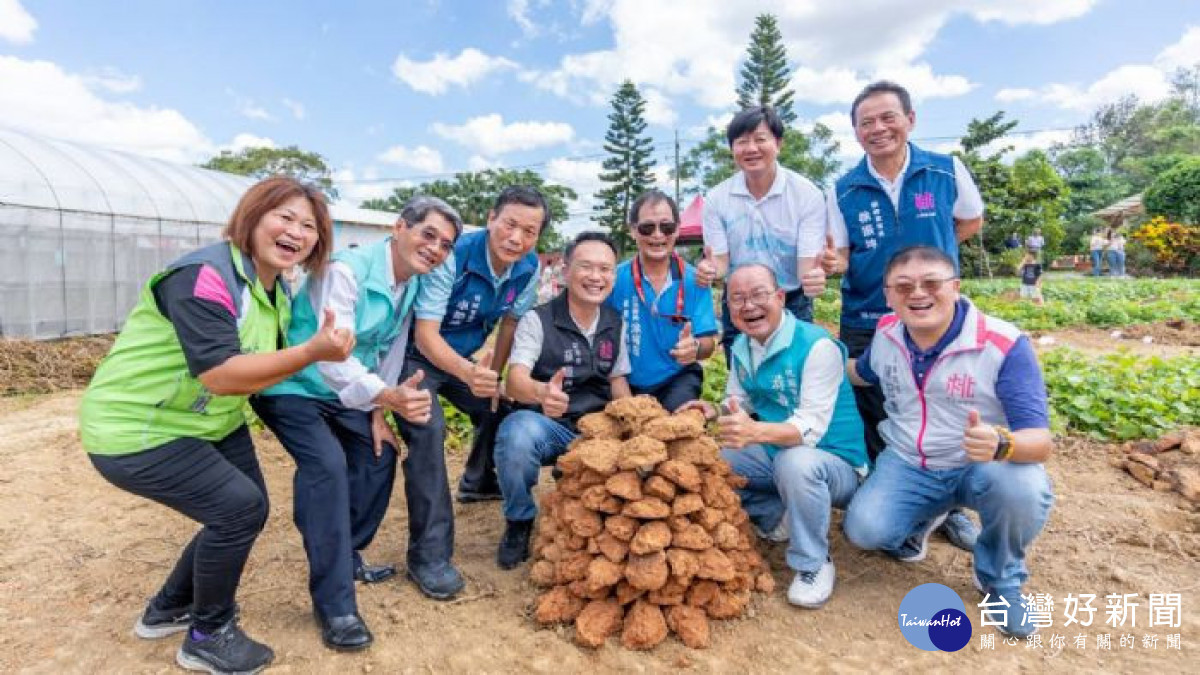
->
<box><xmin>898</xmin><ymin>583</ymin><xmax>972</xmax><ymax>652</ymax></box>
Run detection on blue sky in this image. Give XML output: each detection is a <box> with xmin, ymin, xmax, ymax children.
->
<box><xmin>2</xmin><ymin>0</ymin><xmax>1199</xmax><ymax>232</ymax></box>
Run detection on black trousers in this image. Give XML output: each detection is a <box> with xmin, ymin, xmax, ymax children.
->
<box><xmin>251</xmin><ymin>394</ymin><xmax>396</xmax><ymax>618</ymax></box>
<box><xmin>839</xmin><ymin>325</ymin><xmax>888</xmax><ymax>462</ymax></box>
<box><xmin>89</xmin><ymin>425</ymin><xmax>268</xmax><ymax>633</ymax></box>
<box><xmin>721</xmin><ymin>288</ymin><xmax>813</xmax><ymax>364</ymax></box>
<box><xmin>398</xmin><ymin>351</ymin><xmax>506</xmax><ymax>567</ymax></box>
<box><xmin>631</xmin><ymin>364</ymin><xmax>704</xmax><ymax>413</ymax></box>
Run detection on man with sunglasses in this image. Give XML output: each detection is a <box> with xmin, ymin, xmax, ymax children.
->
<box><xmin>679</xmin><ymin>263</ymin><xmax>867</xmax><ymax>609</ymax></box>
<box><xmin>398</xmin><ymin>186</ymin><xmax>546</xmax><ymax>600</ymax></box>
<box><xmin>823</xmin><ymin>80</ymin><xmax>985</xmax><ymax>551</ymax></box>
<box><xmin>843</xmin><ymin>246</ymin><xmax>1054</xmax><ymax>639</ymax></box>
<box><xmin>698</xmin><ymin>105</ymin><xmax>831</xmax><ymax>362</ymax></box>
<box><xmin>255</xmin><ymin>196</ymin><xmax>462</xmax><ymax>650</ymax></box>
<box><xmin>606</xmin><ymin>190</ymin><xmax>718</xmax><ymax>411</ymax></box>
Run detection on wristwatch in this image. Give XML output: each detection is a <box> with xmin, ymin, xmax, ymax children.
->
<box><xmin>992</xmin><ymin>425</ymin><xmax>1015</xmax><ymax>461</ymax></box>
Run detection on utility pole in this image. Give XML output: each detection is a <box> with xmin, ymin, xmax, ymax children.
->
<box><xmin>674</xmin><ymin>129</ymin><xmax>680</xmax><ymax>205</ymax></box>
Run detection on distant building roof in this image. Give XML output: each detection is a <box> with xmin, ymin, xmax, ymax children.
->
<box><xmin>1092</xmin><ymin>193</ymin><xmax>1144</xmax><ymax>222</ymax></box>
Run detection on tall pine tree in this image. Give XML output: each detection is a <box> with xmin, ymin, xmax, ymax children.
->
<box><xmin>594</xmin><ymin>80</ymin><xmax>655</xmax><ymax>254</ymax></box>
<box><xmin>736</xmin><ymin>14</ymin><xmax>796</xmax><ymax>124</ymax></box>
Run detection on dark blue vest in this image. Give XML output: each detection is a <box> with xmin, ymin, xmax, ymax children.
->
<box><xmin>440</xmin><ymin>229</ymin><xmax>538</xmax><ymax>356</ymax></box>
<box><xmin>834</xmin><ymin>144</ymin><xmax>960</xmax><ymax>330</ymax></box>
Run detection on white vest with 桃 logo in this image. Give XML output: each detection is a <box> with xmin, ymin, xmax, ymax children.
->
<box><xmin>868</xmin><ymin>300</ymin><xmax>1024</xmax><ymax>470</ymax></box>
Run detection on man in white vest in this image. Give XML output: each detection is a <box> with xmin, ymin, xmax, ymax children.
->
<box><xmin>842</xmin><ymin>245</ymin><xmax>1054</xmax><ymax>639</ymax></box>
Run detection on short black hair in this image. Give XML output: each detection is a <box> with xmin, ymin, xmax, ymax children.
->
<box><xmin>726</xmin><ymin>106</ymin><xmax>785</xmax><ymax>147</ymax></box>
<box><xmin>884</xmin><ymin>245</ymin><xmax>957</xmax><ymax>281</ymax></box>
<box><xmin>565</xmin><ymin>231</ymin><xmax>618</xmax><ymax>262</ymax></box>
<box><xmin>491</xmin><ymin>185</ymin><xmax>550</xmax><ymax>232</ymax></box>
<box><xmin>851</xmin><ymin>80</ymin><xmax>913</xmax><ymax>126</ymax></box>
<box><xmin>627</xmin><ymin>189</ymin><xmax>679</xmax><ymax>225</ymax></box>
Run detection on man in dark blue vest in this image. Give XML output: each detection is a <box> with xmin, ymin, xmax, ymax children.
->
<box><xmin>823</xmin><ymin>80</ymin><xmax>985</xmax><ymax>551</ymax></box>
<box><xmin>398</xmin><ymin>187</ymin><xmax>544</xmax><ymax>600</ymax></box>
<box><xmin>492</xmin><ymin>232</ymin><xmax>632</xmax><ymax>570</ymax></box>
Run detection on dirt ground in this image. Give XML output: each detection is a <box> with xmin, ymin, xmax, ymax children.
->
<box><xmin>1029</xmin><ymin>321</ymin><xmax>1200</xmax><ymax>358</ymax></box>
<box><xmin>0</xmin><ymin>392</ymin><xmax>1196</xmax><ymax>674</ymax></box>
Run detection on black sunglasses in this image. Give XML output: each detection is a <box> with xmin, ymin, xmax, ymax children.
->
<box><xmin>635</xmin><ymin>220</ymin><xmax>678</xmax><ymax>236</ymax></box>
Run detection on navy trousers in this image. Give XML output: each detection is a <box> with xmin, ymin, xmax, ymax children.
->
<box><xmin>631</xmin><ymin>364</ymin><xmax>704</xmax><ymax>413</ymax></box>
<box><xmin>252</xmin><ymin>395</ymin><xmax>397</xmax><ymax>618</ymax></box>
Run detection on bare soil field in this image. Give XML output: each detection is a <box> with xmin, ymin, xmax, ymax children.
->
<box><xmin>0</xmin><ymin>392</ymin><xmax>1196</xmax><ymax>674</ymax></box>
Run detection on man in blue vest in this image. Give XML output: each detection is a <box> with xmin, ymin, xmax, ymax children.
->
<box><xmin>679</xmin><ymin>263</ymin><xmax>867</xmax><ymax>610</ymax></box>
<box><xmin>842</xmin><ymin>246</ymin><xmax>1054</xmax><ymax>639</ymax></box>
<box><xmin>493</xmin><ymin>232</ymin><xmax>631</xmax><ymax>569</ymax></box>
<box><xmin>253</xmin><ymin>196</ymin><xmax>462</xmax><ymax>650</ymax></box>
<box><xmin>823</xmin><ymin>80</ymin><xmax>985</xmax><ymax>551</ymax></box>
<box><xmin>398</xmin><ymin>186</ymin><xmax>544</xmax><ymax>599</ymax></box>
<box><xmin>607</xmin><ymin>190</ymin><xmax>718</xmax><ymax>411</ymax></box>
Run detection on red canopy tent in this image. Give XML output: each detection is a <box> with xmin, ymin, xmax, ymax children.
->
<box><xmin>676</xmin><ymin>194</ymin><xmax>704</xmax><ymax>245</ymax></box>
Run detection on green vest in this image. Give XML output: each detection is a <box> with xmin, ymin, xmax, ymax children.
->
<box><xmin>266</xmin><ymin>237</ymin><xmax>419</xmax><ymax>400</ymax></box>
<box><xmin>80</xmin><ymin>242</ymin><xmax>290</xmax><ymax>455</ymax></box>
<box><xmin>729</xmin><ymin>312</ymin><xmax>868</xmax><ymax>470</ymax></box>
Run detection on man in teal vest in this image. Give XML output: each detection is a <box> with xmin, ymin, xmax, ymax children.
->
<box><xmin>680</xmin><ymin>264</ymin><xmax>867</xmax><ymax>610</ymax></box>
<box><xmin>254</xmin><ymin>196</ymin><xmax>462</xmax><ymax>651</ymax></box>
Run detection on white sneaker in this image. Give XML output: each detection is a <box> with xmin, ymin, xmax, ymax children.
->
<box><xmin>754</xmin><ymin>518</ymin><xmax>790</xmax><ymax>543</ymax></box>
<box><xmin>787</xmin><ymin>559</ymin><xmax>835</xmax><ymax>608</ymax></box>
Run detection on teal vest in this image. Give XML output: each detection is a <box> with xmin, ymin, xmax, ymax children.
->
<box><xmin>267</xmin><ymin>238</ymin><xmax>419</xmax><ymax>400</ymax></box>
<box><xmin>730</xmin><ymin>312</ymin><xmax>868</xmax><ymax>470</ymax></box>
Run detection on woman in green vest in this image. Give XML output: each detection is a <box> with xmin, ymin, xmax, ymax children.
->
<box><xmin>79</xmin><ymin>176</ymin><xmax>355</xmax><ymax>675</ymax></box>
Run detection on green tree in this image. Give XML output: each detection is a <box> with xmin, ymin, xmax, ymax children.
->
<box><xmin>1144</xmin><ymin>156</ymin><xmax>1200</xmax><ymax>223</ymax></box>
<box><xmin>202</xmin><ymin>146</ymin><xmax>338</xmax><ymax>200</ymax></box>
<box><xmin>593</xmin><ymin>80</ymin><xmax>656</xmax><ymax>253</ymax></box>
<box><xmin>361</xmin><ymin>168</ymin><xmax>577</xmax><ymax>253</ymax></box>
<box><xmin>736</xmin><ymin>14</ymin><xmax>796</xmax><ymax>124</ymax></box>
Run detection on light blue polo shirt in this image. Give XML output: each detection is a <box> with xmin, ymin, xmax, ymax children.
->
<box><xmin>605</xmin><ymin>258</ymin><xmax>718</xmax><ymax>390</ymax></box>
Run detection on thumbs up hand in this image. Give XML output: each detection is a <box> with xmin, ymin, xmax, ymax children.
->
<box><xmin>820</xmin><ymin>234</ymin><xmax>842</xmax><ymax>276</ymax></box>
<box><xmin>717</xmin><ymin>397</ymin><xmax>756</xmax><ymax>449</ymax></box>
<box><xmin>695</xmin><ymin>246</ymin><xmax>718</xmax><ymax>288</ymax></box>
<box><xmin>962</xmin><ymin>409</ymin><xmax>1000</xmax><ymax>462</ymax></box>
<box><xmin>466</xmin><ymin>348</ymin><xmax>499</xmax><ymax>399</ymax></box>
<box><xmin>669</xmin><ymin>321</ymin><xmax>700</xmax><ymax>365</ymax></box>
<box><xmin>539</xmin><ymin>367</ymin><xmax>570</xmax><ymax>419</ymax></box>
<box><xmin>374</xmin><ymin>368</ymin><xmax>433</xmax><ymax>424</ymax></box>
<box><xmin>306</xmin><ymin>308</ymin><xmax>356</xmax><ymax>362</ymax></box>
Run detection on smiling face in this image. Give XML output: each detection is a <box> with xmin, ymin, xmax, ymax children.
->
<box><xmin>853</xmin><ymin>92</ymin><xmax>914</xmax><ymax>162</ymax></box>
<box><xmin>884</xmin><ymin>257</ymin><xmax>961</xmax><ymax>339</ymax></box>
<box><xmin>631</xmin><ymin>198</ymin><xmax>678</xmax><ymax>264</ymax></box>
<box><xmin>727</xmin><ymin>265</ymin><xmax>785</xmax><ymax>343</ymax></box>
<box><xmin>487</xmin><ymin>202</ymin><xmax>544</xmax><ymax>268</ymax></box>
<box><xmin>730</xmin><ymin>121</ymin><xmax>781</xmax><ymax>176</ymax></box>
<box><xmin>394</xmin><ymin>211</ymin><xmax>457</xmax><ymax>277</ymax></box>
<box><xmin>250</xmin><ymin>195</ymin><xmax>320</xmax><ymax>281</ymax></box>
<box><xmin>565</xmin><ymin>240</ymin><xmax>616</xmax><ymax>307</ymax></box>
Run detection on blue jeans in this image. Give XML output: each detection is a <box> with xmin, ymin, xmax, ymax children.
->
<box><xmin>1091</xmin><ymin>249</ymin><xmax>1104</xmax><ymax>276</ymax></box>
<box><xmin>722</xmin><ymin>445</ymin><xmax>859</xmax><ymax>573</ymax></box>
<box><xmin>843</xmin><ymin>449</ymin><xmax>1054</xmax><ymax>590</ymax></box>
<box><xmin>1108</xmin><ymin>249</ymin><xmax>1125</xmax><ymax>277</ymax></box>
<box><xmin>494</xmin><ymin>410</ymin><xmax>578</xmax><ymax>521</ymax></box>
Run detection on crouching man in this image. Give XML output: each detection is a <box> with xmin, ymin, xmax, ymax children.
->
<box><xmin>841</xmin><ymin>245</ymin><xmax>1054</xmax><ymax>638</ymax></box>
<box><xmin>679</xmin><ymin>263</ymin><xmax>868</xmax><ymax>609</ymax></box>
<box><xmin>493</xmin><ymin>232</ymin><xmax>632</xmax><ymax>569</ymax></box>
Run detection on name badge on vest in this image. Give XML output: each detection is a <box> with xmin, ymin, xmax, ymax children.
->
<box><xmin>914</xmin><ymin>191</ymin><xmax>938</xmax><ymax>219</ymax></box>
<box><xmin>596</xmin><ymin>338</ymin><xmax>615</xmax><ymax>370</ymax></box>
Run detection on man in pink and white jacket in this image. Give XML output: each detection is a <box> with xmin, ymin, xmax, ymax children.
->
<box><xmin>842</xmin><ymin>245</ymin><xmax>1054</xmax><ymax>639</ymax></box>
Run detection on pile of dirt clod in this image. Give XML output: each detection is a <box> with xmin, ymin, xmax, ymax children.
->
<box><xmin>1111</xmin><ymin>427</ymin><xmax>1200</xmax><ymax>507</ymax></box>
<box><xmin>0</xmin><ymin>335</ymin><xmax>114</xmax><ymax>396</ymax></box>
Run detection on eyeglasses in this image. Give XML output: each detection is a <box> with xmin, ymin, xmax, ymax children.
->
<box><xmin>884</xmin><ymin>277</ymin><xmax>958</xmax><ymax>296</ymax></box>
<box><xmin>417</xmin><ymin>227</ymin><xmax>455</xmax><ymax>255</ymax></box>
<box><xmin>727</xmin><ymin>287</ymin><xmax>777</xmax><ymax>309</ymax></box>
<box><xmin>635</xmin><ymin>220</ymin><xmax>678</xmax><ymax>236</ymax></box>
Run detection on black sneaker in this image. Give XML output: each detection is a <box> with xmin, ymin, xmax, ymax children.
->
<box><xmin>176</xmin><ymin>620</ymin><xmax>274</xmax><ymax>674</ymax></box>
<box><xmin>496</xmin><ymin>519</ymin><xmax>534</xmax><ymax>570</ymax></box>
<box><xmin>894</xmin><ymin>512</ymin><xmax>949</xmax><ymax>563</ymax></box>
<box><xmin>134</xmin><ymin>601</ymin><xmax>191</xmax><ymax>639</ymax></box>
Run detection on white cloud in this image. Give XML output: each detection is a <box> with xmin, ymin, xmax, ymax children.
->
<box><xmin>0</xmin><ymin>55</ymin><xmax>212</xmax><ymax>163</ymax></box>
<box><xmin>995</xmin><ymin>87</ymin><xmax>1036</xmax><ymax>103</ymax></box>
<box><xmin>526</xmin><ymin>1</ymin><xmax>1093</xmax><ymax>112</ymax></box>
<box><xmin>227</xmin><ymin>133</ymin><xmax>276</xmax><ymax>152</ymax></box>
<box><xmin>392</xmin><ymin>48</ymin><xmax>517</xmax><ymax>95</ymax></box>
<box><xmin>467</xmin><ymin>155</ymin><xmax>497</xmax><ymax>171</ymax></box>
<box><xmin>0</xmin><ymin>0</ymin><xmax>36</xmax><ymax>45</ymax></box>
<box><xmin>377</xmin><ymin>144</ymin><xmax>445</xmax><ymax>174</ymax></box>
<box><xmin>239</xmin><ymin>103</ymin><xmax>273</xmax><ymax>121</ymax></box>
<box><xmin>281</xmin><ymin>97</ymin><xmax>306</xmax><ymax>120</ymax></box>
<box><xmin>431</xmin><ymin>113</ymin><xmax>575</xmax><ymax>156</ymax></box>
<box><xmin>544</xmin><ymin>157</ymin><xmax>605</xmax><ymax>236</ymax></box>
<box><xmin>82</xmin><ymin>66</ymin><xmax>142</xmax><ymax>94</ymax></box>
<box><xmin>508</xmin><ymin>0</ymin><xmax>549</xmax><ymax>37</ymax></box>
<box><xmin>1155</xmin><ymin>25</ymin><xmax>1200</xmax><ymax>72</ymax></box>
<box><xmin>641</xmin><ymin>87</ymin><xmax>678</xmax><ymax>127</ymax></box>
<box><xmin>333</xmin><ymin>165</ymin><xmax>407</xmax><ymax>208</ymax></box>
